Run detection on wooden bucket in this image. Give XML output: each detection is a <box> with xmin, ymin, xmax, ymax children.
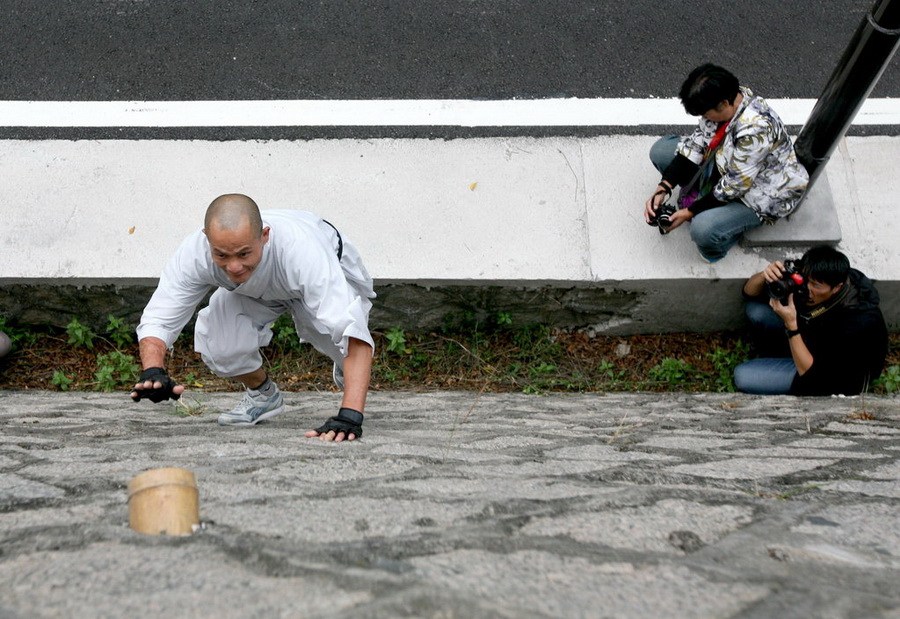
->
<box><xmin>127</xmin><ymin>467</ymin><xmax>199</xmax><ymax>536</ymax></box>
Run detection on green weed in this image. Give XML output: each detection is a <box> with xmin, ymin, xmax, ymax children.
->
<box><xmin>708</xmin><ymin>340</ymin><xmax>750</xmax><ymax>392</ymax></box>
<box><xmin>94</xmin><ymin>351</ymin><xmax>139</xmax><ymax>391</ymax></box>
<box><xmin>873</xmin><ymin>364</ymin><xmax>900</xmax><ymax>394</ymax></box>
<box><xmin>648</xmin><ymin>357</ymin><xmax>695</xmax><ymax>387</ymax></box>
<box><xmin>105</xmin><ymin>314</ymin><xmax>134</xmax><ymax>348</ymax></box>
<box><xmin>385</xmin><ymin>327</ymin><xmax>408</xmax><ymax>354</ymax></box>
<box><xmin>0</xmin><ymin>317</ymin><xmax>38</xmax><ymax>347</ymax></box>
<box><xmin>51</xmin><ymin>370</ymin><xmax>73</xmax><ymax>391</ymax></box>
<box><xmin>66</xmin><ymin>318</ymin><xmax>96</xmax><ymax>350</ymax></box>
<box><xmin>270</xmin><ymin>315</ymin><xmax>301</xmax><ymax>351</ymax></box>
<box><xmin>495</xmin><ymin>311</ymin><xmax>513</xmax><ymax>327</ymax></box>
<box><xmin>171</xmin><ymin>395</ymin><xmax>209</xmax><ymax>417</ymax></box>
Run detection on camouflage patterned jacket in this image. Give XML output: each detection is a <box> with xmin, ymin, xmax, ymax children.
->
<box><xmin>677</xmin><ymin>87</ymin><xmax>809</xmax><ymax>221</ymax></box>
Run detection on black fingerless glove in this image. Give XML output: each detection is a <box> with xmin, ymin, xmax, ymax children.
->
<box><xmin>131</xmin><ymin>367</ymin><xmax>181</xmax><ymax>403</ymax></box>
<box><xmin>314</xmin><ymin>407</ymin><xmax>364</xmax><ymax>438</ymax></box>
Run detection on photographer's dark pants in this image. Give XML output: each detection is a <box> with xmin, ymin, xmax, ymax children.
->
<box><xmin>733</xmin><ymin>301</ymin><xmax>797</xmax><ymax>394</ymax></box>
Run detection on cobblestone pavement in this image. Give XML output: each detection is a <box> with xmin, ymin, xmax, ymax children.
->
<box><xmin>0</xmin><ymin>390</ymin><xmax>898</xmax><ymax>618</ymax></box>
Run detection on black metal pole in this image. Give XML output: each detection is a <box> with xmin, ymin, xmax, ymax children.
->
<box><xmin>794</xmin><ymin>0</ymin><xmax>900</xmax><ymax>184</ymax></box>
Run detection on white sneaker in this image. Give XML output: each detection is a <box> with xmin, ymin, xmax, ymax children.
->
<box><xmin>332</xmin><ymin>363</ymin><xmax>345</xmax><ymax>389</ymax></box>
<box><xmin>217</xmin><ymin>388</ymin><xmax>285</xmax><ymax>426</ymax></box>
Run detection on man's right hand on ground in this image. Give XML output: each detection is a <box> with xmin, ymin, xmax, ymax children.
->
<box><xmin>130</xmin><ymin>367</ymin><xmax>185</xmax><ymax>403</ymax></box>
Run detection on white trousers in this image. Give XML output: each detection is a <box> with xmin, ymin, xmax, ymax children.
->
<box><xmin>195</xmin><ymin>291</ymin><xmax>355</xmax><ymax>377</ymax></box>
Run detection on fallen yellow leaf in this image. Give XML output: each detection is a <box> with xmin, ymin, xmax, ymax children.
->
<box><xmin>468</xmin><ymin>182</ymin><xmax>478</xmax><ymax>191</ymax></box>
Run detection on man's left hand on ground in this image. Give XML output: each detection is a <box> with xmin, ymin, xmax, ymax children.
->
<box><xmin>305</xmin><ymin>407</ymin><xmax>364</xmax><ymax>442</ymax></box>
<box><xmin>130</xmin><ymin>367</ymin><xmax>185</xmax><ymax>403</ymax></box>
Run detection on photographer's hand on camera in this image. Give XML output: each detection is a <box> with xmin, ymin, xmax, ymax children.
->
<box><xmin>769</xmin><ymin>291</ymin><xmax>798</xmax><ymax>327</ymax></box>
<box><xmin>644</xmin><ymin>182</ymin><xmax>672</xmax><ymax>223</ymax></box>
<box><xmin>762</xmin><ymin>260</ymin><xmax>786</xmax><ymax>284</ymax></box>
<box><xmin>663</xmin><ymin>208</ymin><xmax>693</xmax><ymax>231</ymax></box>
<box><xmin>743</xmin><ymin>261</ymin><xmax>786</xmax><ymax>297</ymax></box>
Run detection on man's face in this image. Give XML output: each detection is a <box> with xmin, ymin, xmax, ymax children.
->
<box><xmin>205</xmin><ymin>221</ymin><xmax>270</xmax><ymax>284</ymax></box>
<box><xmin>702</xmin><ymin>100</ymin><xmax>733</xmax><ymax>123</ymax></box>
<box><xmin>805</xmin><ymin>278</ymin><xmax>843</xmax><ymax>306</ymax></box>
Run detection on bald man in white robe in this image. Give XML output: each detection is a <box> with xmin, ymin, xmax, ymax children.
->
<box><xmin>131</xmin><ymin>193</ymin><xmax>376</xmax><ymax>442</ymax></box>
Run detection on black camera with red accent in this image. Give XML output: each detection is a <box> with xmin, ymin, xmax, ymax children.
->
<box><xmin>767</xmin><ymin>259</ymin><xmax>807</xmax><ymax>305</ymax></box>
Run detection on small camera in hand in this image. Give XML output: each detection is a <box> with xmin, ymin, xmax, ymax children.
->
<box><xmin>647</xmin><ymin>202</ymin><xmax>677</xmax><ymax>235</ymax></box>
<box><xmin>767</xmin><ymin>259</ymin><xmax>807</xmax><ymax>305</ymax></box>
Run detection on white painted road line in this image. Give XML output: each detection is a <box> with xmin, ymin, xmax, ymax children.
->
<box><xmin>1</xmin><ymin>98</ymin><xmax>899</xmax><ymax>127</ymax></box>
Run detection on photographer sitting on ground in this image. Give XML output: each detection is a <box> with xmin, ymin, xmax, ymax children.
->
<box><xmin>645</xmin><ymin>64</ymin><xmax>808</xmax><ymax>262</ymax></box>
<box><xmin>734</xmin><ymin>246</ymin><xmax>888</xmax><ymax>396</ymax></box>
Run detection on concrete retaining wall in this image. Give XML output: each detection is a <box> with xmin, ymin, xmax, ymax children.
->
<box><xmin>1</xmin><ymin>135</ymin><xmax>897</xmax><ymax>333</ymax></box>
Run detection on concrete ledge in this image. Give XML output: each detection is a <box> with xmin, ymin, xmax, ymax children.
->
<box><xmin>742</xmin><ymin>176</ymin><xmax>842</xmax><ymax>247</ymax></box>
<box><xmin>0</xmin><ymin>136</ymin><xmax>897</xmax><ymax>332</ymax></box>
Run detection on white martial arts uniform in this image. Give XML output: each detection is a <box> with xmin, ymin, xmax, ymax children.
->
<box><xmin>136</xmin><ymin>210</ymin><xmax>376</xmax><ymax>378</ymax></box>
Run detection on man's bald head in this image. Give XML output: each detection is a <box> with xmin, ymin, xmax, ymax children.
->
<box><xmin>204</xmin><ymin>194</ymin><xmax>264</xmax><ymax>237</ymax></box>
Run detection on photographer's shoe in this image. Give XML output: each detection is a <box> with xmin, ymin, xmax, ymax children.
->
<box><xmin>217</xmin><ymin>388</ymin><xmax>285</xmax><ymax>426</ymax></box>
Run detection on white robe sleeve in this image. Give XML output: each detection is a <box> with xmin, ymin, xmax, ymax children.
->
<box><xmin>136</xmin><ymin>234</ymin><xmax>214</xmax><ymax>348</ymax></box>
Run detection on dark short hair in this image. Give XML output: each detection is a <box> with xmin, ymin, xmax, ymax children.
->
<box><xmin>799</xmin><ymin>246</ymin><xmax>850</xmax><ymax>287</ymax></box>
<box><xmin>679</xmin><ymin>64</ymin><xmax>741</xmax><ymax>116</ymax></box>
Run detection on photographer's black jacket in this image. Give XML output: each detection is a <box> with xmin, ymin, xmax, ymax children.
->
<box><xmin>789</xmin><ymin>269</ymin><xmax>888</xmax><ymax>396</ymax></box>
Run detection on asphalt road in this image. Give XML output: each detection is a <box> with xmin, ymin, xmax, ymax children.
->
<box><xmin>2</xmin><ymin>0</ymin><xmax>898</xmax><ymax>101</ymax></box>
<box><xmin>2</xmin><ymin>0</ymin><xmax>898</xmax><ymax>139</ymax></box>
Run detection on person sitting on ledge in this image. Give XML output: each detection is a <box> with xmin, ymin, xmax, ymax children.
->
<box><xmin>734</xmin><ymin>245</ymin><xmax>888</xmax><ymax>396</ymax></box>
<box><xmin>644</xmin><ymin>63</ymin><xmax>808</xmax><ymax>262</ymax></box>
<box><xmin>131</xmin><ymin>193</ymin><xmax>376</xmax><ymax>442</ymax></box>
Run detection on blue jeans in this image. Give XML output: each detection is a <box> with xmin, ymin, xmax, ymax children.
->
<box><xmin>733</xmin><ymin>301</ymin><xmax>797</xmax><ymax>394</ymax></box>
<box><xmin>649</xmin><ymin>136</ymin><xmax>762</xmax><ymax>262</ymax></box>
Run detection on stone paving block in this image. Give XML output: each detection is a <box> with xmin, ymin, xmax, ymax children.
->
<box><xmin>859</xmin><ymin>461</ymin><xmax>900</xmax><ymax>479</ymax></box>
<box><xmin>0</xmin><ymin>543</ymin><xmax>369</xmax><ymax>618</ymax></box>
<box><xmin>823</xmin><ymin>421</ymin><xmax>900</xmax><ymax>436</ymax></box>
<box><xmin>521</xmin><ymin>498</ymin><xmax>754</xmax><ymax>553</ymax></box>
<box><xmin>209</xmin><ymin>496</ymin><xmax>482</xmax><ymax>544</ymax></box>
<box><xmin>409</xmin><ymin>550</ymin><xmax>770</xmax><ymax>617</ymax></box>
<box><xmin>382</xmin><ymin>477</ymin><xmax>605</xmax><ymax>501</ymax></box>
<box><xmin>0</xmin><ymin>390</ymin><xmax>897</xmax><ymax>618</ymax></box>
<box><xmin>546</xmin><ymin>444</ymin><xmax>680</xmax><ymax>462</ymax></box>
<box><xmin>792</xmin><ymin>504</ymin><xmax>900</xmax><ymax>562</ymax></box>
<box><xmin>669</xmin><ymin>458</ymin><xmax>837</xmax><ymax>480</ymax></box>
<box><xmin>638</xmin><ymin>435</ymin><xmax>748</xmax><ymax>450</ymax></box>
<box><xmin>0</xmin><ymin>473</ymin><xmax>67</xmax><ymax>502</ymax></box>
<box><xmin>727</xmin><ymin>447</ymin><xmax>881</xmax><ymax>459</ymax></box>
<box><xmin>820</xmin><ymin>480</ymin><xmax>900</xmax><ymax>499</ymax></box>
<box><xmin>789</xmin><ymin>437</ymin><xmax>859</xmax><ymax>448</ymax></box>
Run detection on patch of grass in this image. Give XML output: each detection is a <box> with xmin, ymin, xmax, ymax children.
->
<box><xmin>171</xmin><ymin>395</ymin><xmax>210</xmax><ymax>417</ymax></box>
<box><xmin>873</xmin><ymin>364</ymin><xmax>900</xmax><ymax>395</ymax></box>
<box><xmin>1</xmin><ymin>320</ymin><xmax>897</xmax><ymax>396</ymax></box>
<box><xmin>270</xmin><ymin>314</ymin><xmax>302</xmax><ymax>353</ymax></box>
<box><xmin>105</xmin><ymin>314</ymin><xmax>134</xmax><ymax>349</ymax></box>
<box><xmin>0</xmin><ymin>317</ymin><xmax>39</xmax><ymax>347</ymax></box>
<box><xmin>384</xmin><ymin>327</ymin><xmax>408</xmax><ymax>354</ymax></box>
<box><xmin>647</xmin><ymin>357</ymin><xmax>696</xmax><ymax>387</ymax></box>
<box><xmin>93</xmin><ymin>351</ymin><xmax>139</xmax><ymax>392</ymax></box>
<box><xmin>66</xmin><ymin>318</ymin><xmax>96</xmax><ymax>350</ymax></box>
<box><xmin>708</xmin><ymin>340</ymin><xmax>750</xmax><ymax>392</ymax></box>
<box><xmin>51</xmin><ymin>370</ymin><xmax>73</xmax><ymax>391</ymax></box>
